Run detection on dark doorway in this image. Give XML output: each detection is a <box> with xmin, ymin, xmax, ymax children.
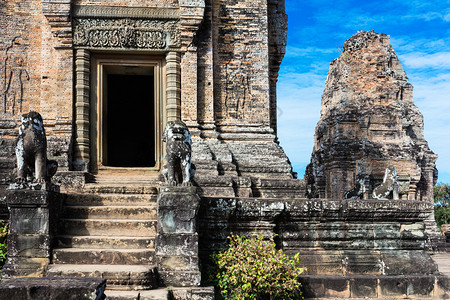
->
<box><xmin>105</xmin><ymin>73</ymin><xmax>155</xmax><ymax>167</ymax></box>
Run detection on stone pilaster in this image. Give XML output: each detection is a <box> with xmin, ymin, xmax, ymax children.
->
<box><xmin>156</xmin><ymin>186</ymin><xmax>201</xmax><ymax>287</ymax></box>
<box><xmin>73</xmin><ymin>49</ymin><xmax>90</xmax><ymax>171</ymax></box>
<box><xmin>2</xmin><ymin>184</ymin><xmax>61</xmax><ymax>278</ymax></box>
<box><xmin>166</xmin><ymin>52</ymin><xmax>182</xmax><ymax>122</ymax></box>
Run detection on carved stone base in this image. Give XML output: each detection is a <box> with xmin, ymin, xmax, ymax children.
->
<box><xmin>2</xmin><ymin>186</ymin><xmax>61</xmax><ymax>278</ymax></box>
<box><xmin>156</xmin><ymin>186</ymin><xmax>201</xmax><ymax>287</ymax></box>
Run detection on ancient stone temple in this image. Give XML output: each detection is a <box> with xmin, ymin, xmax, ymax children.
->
<box><xmin>306</xmin><ymin>30</ymin><xmax>437</xmax><ymax>202</ymax></box>
<box><xmin>0</xmin><ymin>1</ymin><xmax>448</xmax><ymax>299</ymax></box>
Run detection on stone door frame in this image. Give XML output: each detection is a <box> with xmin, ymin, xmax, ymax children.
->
<box><xmin>91</xmin><ymin>55</ymin><xmax>165</xmax><ymax>173</ymax></box>
<box><xmin>71</xmin><ymin>5</ymin><xmax>184</xmax><ymax>173</ymax></box>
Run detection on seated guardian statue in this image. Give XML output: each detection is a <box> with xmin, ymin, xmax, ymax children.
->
<box><xmin>162</xmin><ymin>120</ymin><xmax>194</xmax><ymax>186</ymax></box>
<box><xmin>372</xmin><ymin>166</ymin><xmax>399</xmax><ymax>200</ymax></box>
<box><xmin>15</xmin><ymin>111</ymin><xmax>58</xmax><ymax>183</ymax></box>
<box><xmin>344</xmin><ymin>174</ymin><xmax>366</xmax><ymax>200</ymax></box>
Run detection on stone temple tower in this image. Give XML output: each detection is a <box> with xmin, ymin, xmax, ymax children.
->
<box><xmin>306</xmin><ymin>30</ymin><xmax>437</xmax><ymax>202</ymax></box>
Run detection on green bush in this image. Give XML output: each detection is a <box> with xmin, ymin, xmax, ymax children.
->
<box><xmin>0</xmin><ymin>221</ymin><xmax>7</xmax><ymax>268</ymax></box>
<box><xmin>213</xmin><ymin>234</ymin><xmax>306</xmax><ymax>300</ymax></box>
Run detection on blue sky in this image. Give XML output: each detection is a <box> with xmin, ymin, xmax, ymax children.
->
<box><xmin>277</xmin><ymin>0</ymin><xmax>450</xmax><ymax>184</ymax></box>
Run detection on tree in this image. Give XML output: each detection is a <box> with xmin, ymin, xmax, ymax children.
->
<box><xmin>434</xmin><ymin>183</ymin><xmax>450</xmax><ymax>228</ymax></box>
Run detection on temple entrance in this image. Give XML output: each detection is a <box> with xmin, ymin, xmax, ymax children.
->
<box><xmin>92</xmin><ymin>57</ymin><xmax>163</xmax><ymax>172</ymax></box>
<box><xmin>106</xmin><ymin>71</ymin><xmax>155</xmax><ymax>167</ymax></box>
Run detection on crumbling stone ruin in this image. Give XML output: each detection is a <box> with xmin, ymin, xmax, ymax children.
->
<box><xmin>0</xmin><ymin>1</ymin><xmax>448</xmax><ymax>299</ymax></box>
<box><xmin>306</xmin><ymin>30</ymin><xmax>437</xmax><ymax>203</ymax></box>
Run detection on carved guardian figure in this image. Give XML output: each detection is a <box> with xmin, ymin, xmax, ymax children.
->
<box><xmin>162</xmin><ymin>120</ymin><xmax>194</xmax><ymax>186</ymax></box>
<box><xmin>372</xmin><ymin>166</ymin><xmax>399</xmax><ymax>200</ymax></box>
<box><xmin>15</xmin><ymin>111</ymin><xmax>58</xmax><ymax>183</ymax></box>
<box><xmin>344</xmin><ymin>174</ymin><xmax>366</xmax><ymax>200</ymax></box>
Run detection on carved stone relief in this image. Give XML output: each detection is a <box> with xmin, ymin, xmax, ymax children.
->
<box><xmin>1</xmin><ymin>37</ymin><xmax>29</xmax><ymax>114</ymax></box>
<box><xmin>73</xmin><ymin>6</ymin><xmax>181</xmax><ymax>50</ymax></box>
<box><xmin>224</xmin><ymin>61</ymin><xmax>251</xmax><ymax>119</ymax></box>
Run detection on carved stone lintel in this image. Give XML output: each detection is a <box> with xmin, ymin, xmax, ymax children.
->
<box><xmin>73</xmin><ymin>6</ymin><xmax>181</xmax><ymax>50</ymax></box>
<box><xmin>73</xmin><ymin>18</ymin><xmax>181</xmax><ymax>50</ymax></box>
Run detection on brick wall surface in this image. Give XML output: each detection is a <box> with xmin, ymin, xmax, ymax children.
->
<box><xmin>212</xmin><ymin>0</ymin><xmax>270</xmax><ymax>125</ymax></box>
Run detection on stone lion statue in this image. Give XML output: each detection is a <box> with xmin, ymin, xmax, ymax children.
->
<box><xmin>15</xmin><ymin>111</ymin><xmax>58</xmax><ymax>183</ymax></box>
<box><xmin>344</xmin><ymin>174</ymin><xmax>366</xmax><ymax>200</ymax></box>
<box><xmin>162</xmin><ymin>120</ymin><xmax>194</xmax><ymax>186</ymax></box>
<box><xmin>372</xmin><ymin>166</ymin><xmax>399</xmax><ymax>200</ymax></box>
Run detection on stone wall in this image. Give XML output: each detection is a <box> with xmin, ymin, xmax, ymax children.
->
<box><xmin>306</xmin><ymin>31</ymin><xmax>437</xmax><ymax>202</ymax></box>
<box><xmin>199</xmin><ymin>196</ymin><xmax>449</xmax><ymax>297</ymax></box>
<box><xmin>198</xmin><ymin>197</ymin><xmax>444</xmax><ymax>290</ymax></box>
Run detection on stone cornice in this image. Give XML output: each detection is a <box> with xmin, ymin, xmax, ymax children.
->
<box><xmin>41</xmin><ymin>0</ymin><xmax>72</xmax><ymax>49</ymax></box>
<box><xmin>179</xmin><ymin>0</ymin><xmax>205</xmax><ymax>50</ymax></box>
<box><xmin>72</xmin><ymin>5</ymin><xmax>180</xmax><ymax>20</ymax></box>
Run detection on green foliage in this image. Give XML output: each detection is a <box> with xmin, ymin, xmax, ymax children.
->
<box><xmin>213</xmin><ymin>234</ymin><xmax>306</xmax><ymax>300</ymax></box>
<box><xmin>434</xmin><ymin>183</ymin><xmax>450</xmax><ymax>228</ymax></box>
<box><xmin>0</xmin><ymin>221</ymin><xmax>7</xmax><ymax>268</ymax></box>
<box><xmin>435</xmin><ymin>206</ymin><xmax>450</xmax><ymax>228</ymax></box>
<box><xmin>434</xmin><ymin>183</ymin><xmax>450</xmax><ymax>206</ymax></box>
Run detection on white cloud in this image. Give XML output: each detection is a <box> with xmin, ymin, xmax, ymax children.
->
<box><xmin>277</xmin><ymin>69</ymin><xmax>325</xmax><ymax>177</ymax></box>
<box><xmin>400</xmin><ymin>52</ymin><xmax>450</xmax><ymax>69</ymax></box>
<box><xmin>284</xmin><ymin>46</ymin><xmax>335</xmax><ymax>58</ymax></box>
<box><xmin>410</xmin><ymin>73</ymin><xmax>450</xmax><ymax>173</ymax></box>
<box><xmin>402</xmin><ymin>12</ymin><xmax>449</xmax><ymax>22</ymax></box>
<box><xmin>445</xmin><ymin>13</ymin><xmax>450</xmax><ymax>22</ymax></box>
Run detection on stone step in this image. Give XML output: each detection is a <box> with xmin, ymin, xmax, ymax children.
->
<box><xmin>57</xmin><ymin>235</ymin><xmax>155</xmax><ymax>249</ymax></box>
<box><xmin>63</xmin><ymin>205</ymin><xmax>157</xmax><ymax>220</ymax></box>
<box><xmin>65</xmin><ymin>193</ymin><xmax>157</xmax><ymax>206</ymax></box>
<box><xmin>105</xmin><ymin>289</ymin><xmax>169</xmax><ymax>300</ymax></box>
<box><xmin>61</xmin><ymin>219</ymin><xmax>157</xmax><ymax>237</ymax></box>
<box><xmin>53</xmin><ymin>248</ymin><xmax>155</xmax><ymax>265</ymax></box>
<box><xmin>46</xmin><ymin>264</ymin><xmax>158</xmax><ymax>290</ymax></box>
<box><xmin>82</xmin><ymin>184</ymin><xmax>159</xmax><ymax>195</ymax></box>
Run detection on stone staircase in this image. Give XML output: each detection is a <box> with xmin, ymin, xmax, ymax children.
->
<box><xmin>47</xmin><ymin>179</ymin><xmax>168</xmax><ymax>299</ymax></box>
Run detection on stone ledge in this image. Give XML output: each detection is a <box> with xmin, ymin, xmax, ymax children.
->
<box><xmin>300</xmin><ymin>274</ymin><xmax>450</xmax><ymax>299</ymax></box>
<box><xmin>0</xmin><ymin>277</ymin><xmax>106</xmax><ymax>300</ymax></box>
<box><xmin>170</xmin><ymin>286</ymin><xmax>215</xmax><ymax>300</ymax></box>
<box><xmin>201</xmin><ymin>197</ymin><xmax>433</xmax><ymax>221</ymax></box>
